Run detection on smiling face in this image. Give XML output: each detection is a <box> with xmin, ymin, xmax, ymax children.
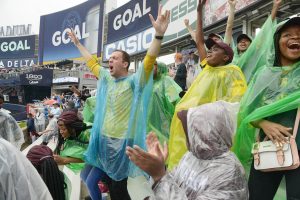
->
<box><xmin>206</xmin><ymin>45</ymin><xmax>229</xmax><ymax>67</ymax></box>
<box><xmin>279</xmin><ymin>25</ymin><xmax>300</xmax><ymax>66</ymax></box>
<box><xmin>108</xmin><ymin>51</ymin><xmax>129</xmax><ymax>78</ymax></box>
<box><xmin>57</xmin><ymin>121</ymin><xmax>71</xmax><ymax>139</ymax></box>
<box><xmin>237</xmin><ymin>38</ymin><xmax>251</xmax><ymax>53</ymax></box>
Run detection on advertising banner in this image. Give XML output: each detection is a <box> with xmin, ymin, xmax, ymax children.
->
<box><xmin>203</xmin><ymin>0</ymin><xmax>259</xmax><ymax>27</ymax></box>
<box><xmin>0</xmin><ymin>35</ymin><xmax>36</xmax><ymax>59</ymax></box>
<box><xmin>0</xmin><ymin>58</ymin><xmax>37</xmax><ymax>68</ymax></box>
<box><xmin>107</xmin><ymin>0</ymin><xmax>158</xmax><ymax>44</ymax></box>
<box><xmin>53</xmin><ymin>77</ymin><xmax>79</xmax><ymax>84</ymax></box>
<box><xmin>38</xmin><ymin>0</ymin><xmax>104</xmax><ymax>64</ymax></box>
<box><xmin>104</xmin><ymin>27</ymin><xmax>155</xmax><ymax>60</ymax></box>
<box><xmin>20</xmin><ymin>69</ymin><xmax>53</xmax><ymax>86</ymax></box>
<box><xmin>162</xmin><ymin>0</ymin><xmax>259</xmax><ymax>44</ymax></box>
<box><xmin>104</xmin><ymin>0</ymin><xmax>259</xmax><ymax>60</ymax></box>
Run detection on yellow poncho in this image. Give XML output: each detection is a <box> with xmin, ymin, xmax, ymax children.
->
<box><xmin>168</xmin><ymin>59</ymin><xmax>247</xmax><ymax>169</ymax></box>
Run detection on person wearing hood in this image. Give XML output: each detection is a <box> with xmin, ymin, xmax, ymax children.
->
<box><xmin>38</xmin><ymin>113</ymin><xmax>58</xmax><ymax>145</ymax></box>
<box><xmin>233</xmin><ymin>17</ymin><xmax>300</xmax><ymax>199</ymax></box>
<box><xmin>147</xmin><ymin>61</ymin><xmax>182</xmax><ymax>143</ymax></box>
<box><xmin>35</xmin><ymin>108</ymin><xmax>46</xmax><ymax>132</ymax></box>
<box><xmin>126</xmin><ymin>101</ymin><xmax>248</xmax><ymax>199</ymax></box>
<box><xmin>0</xmin><ymin>94</ymin><xmax>24</xmax><ymax>149</ymax></box>
<box><xmin>167</xmin><ymin>0</ymin><xmax>247</xmax><ymax>169</ymax></box>
<box><xmin>0</xmin><ymin>138</ymin><xmax>52</xmax><ymax>200</ymax></box>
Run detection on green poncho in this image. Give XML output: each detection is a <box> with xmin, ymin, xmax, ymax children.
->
<box><xmin>233</xmin><ymin>16</ymin><xmax>277</xmax><ymax>83</ymax></box>
<box><xmin>233</xmin><ymin>61</ymin><xmax>300</xmax><ymax>171</ymax></box>
<box><xmin>233</xmin><ymin>62</ymin><xmax>300</xmax><ymax>200</ymax></box>
<box><xmin>83</xmin><ymin>96</ymin><xmax>96</xmax><ymax>124</ymax></box>
<box><xmin>60</xmin><ymin>129</ymin><xmax>90</xmax><ymax>173</ymax></box>
<box><xmin>147</xmin><ymin>62</ymin><xmax>182</xmax><ymax>143</ymax></box>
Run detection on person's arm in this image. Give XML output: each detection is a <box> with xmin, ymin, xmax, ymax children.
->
<box><xmin>142</xmin><ymin>5</ymin><xmax>170</xmax><ymax>82</ymax></box>
<box><xmin>184</xmin><ymin>19</ymin><xmax>196</xmax><ymax>42</ymax></box>
<box><xmin>53</xmin><ymin>154</ymin><xmax>84</xmax><ymax>165</ymax></box>
<box><xmin>71</xmin><ymin>86</ymin><xmax>81</xmax><ymax>96</ymax></box>
<box><xmin>68</xmin><ymin>30</ymin><xmax>100</xmax><ymax>77</ymax></box>
<box><xmin>251</xmin><ymin>119</ymin><xmax>292</xmax><ymax>144</ymax></box>
<box><xmin>196</xmin><ymin>0</ymin><xmax>207</xmax><ymax>61</ymax></box>
<box><xmin>147</xmin><ymin>173</ymin><xmax>189</xmax><ymax>200</ymax></box>
<box><xmin>271</xmin><ymin>0</ymin><xmax>281</xmax><ymax>21</ymax></box>
<box><xmin>38</xmin><ymin>129</ymin><xmax>53</xmax><ymax>136</ymax></box>
<box><xmin>224</xmin><ymin>0</ymin><xmax>237</xmax><ymax>45</ymax></box>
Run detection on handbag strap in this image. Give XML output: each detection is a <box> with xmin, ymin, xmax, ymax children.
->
<box><xmin>292</xmin><ymin>107</ymin><xmax>300</xmax><ymax>138</ymax></box>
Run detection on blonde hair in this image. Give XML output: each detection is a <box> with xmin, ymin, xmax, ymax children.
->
<box><xmin>175</xmin><ymin>53</ymin><xmax>183</xmax><ymax>61</ymax></box>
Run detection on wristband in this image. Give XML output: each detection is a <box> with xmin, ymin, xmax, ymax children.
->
<box><xmin>155</xmin><ymin>35</ymin><xmax>164</xmax><ymax>40</ymax></box>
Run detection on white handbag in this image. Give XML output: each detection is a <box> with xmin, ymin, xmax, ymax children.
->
<box><xmin>251</xmin><ymin>108</ymin><xmax>300</xmax><ymax>172</ymax></box>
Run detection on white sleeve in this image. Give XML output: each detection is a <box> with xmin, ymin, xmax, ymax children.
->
<box><xmin>0</xmin><ymin>139</ymin><xmax>53</xmax><ymax>200</ymax></box>
<box><xmin>148</xmin><ymin>173</ymin><xmax>188</xmax><ymax>200</ymax></box>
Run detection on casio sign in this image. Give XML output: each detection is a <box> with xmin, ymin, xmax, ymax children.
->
<box><xmin>113</xmin><ymin>0</ymin><xmax>151</xmax><ymax>31</ymax></box>
<box><xmin>104</xmin><ymin>28</ymin><xmax>155</xmax><ymax>60</ymax></box>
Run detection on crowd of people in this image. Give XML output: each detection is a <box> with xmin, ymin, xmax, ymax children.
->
<box><xmin>0</xmin><ymin>0</ymin><xmax>299</xmax><ymax>199</ymax></box>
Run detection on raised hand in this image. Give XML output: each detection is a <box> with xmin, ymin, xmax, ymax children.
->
<box><xmin>67</xmin><ymin>29</ymin><xmax>80</xmax><ymax>46</ymax></box>
<box><xmin>149</xmin><ymin>5</ymin><xmax>170</xmax><ymax>36</ymax></box>
<box><xmin>146</xmin><ymin>132</ymin><xmax>168</xmax><ymax>161</ymax></box>
<box><xmin>228</xmin><ymin>0</ymin><xmax>237</xmax><ymax>9</ymax></box>
<box><xmin>271</xmin><ymin>0</ymin><xmax>282</xmax><ymax>20</ymax></box>
<box><xmin>126</xmin><ymin>132</ymin><xmax>168</xmax><ymax>182</ymax></box>
<box><xmin>197</xmin><ymin>0</ymin><xmax>207</xmax><ymax>11</ymax></box>
<box><xmin>273</xmin><ymin>0</ymin><xmax>282</xmax><ymax>7</ymax></box>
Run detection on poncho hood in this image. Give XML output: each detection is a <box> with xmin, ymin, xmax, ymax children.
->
<box><xmin>187</xmin><ymin>101</ymin><xmax>239</xmax><ymax>159</ymax></box>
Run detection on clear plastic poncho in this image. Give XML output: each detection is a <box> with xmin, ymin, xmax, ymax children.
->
<box><xmin>233</xmin><ymin>16</ymin><xmax>277</xmax><ymax>83</ymax></box>
<box><xmin>0</xmin><ymin>109</ymin><xmax>24</xmax><ymax>149</ymax></box>
<box><xmin>149</xmin><ymin>101</ymin><xmax>248</xmax><ymax>200</ymax></box>
<box><xmin>147</xmin><ymin>62</ymin><xmax>182</xmax><ymax>143</ymax></box>
<box><xmin>0</xmin><ymin>139</ymin><xmax>52</xmax><ymax>200</ymax></box>
<box><xmin>168</xmin><ymin>62</ymin><xmax>247</xmax><ymax>169</ymax></box>
<box><xmin>84</xmin><ymin>62</ymin><xmax>153</xmax><ymax>181</ymax></box>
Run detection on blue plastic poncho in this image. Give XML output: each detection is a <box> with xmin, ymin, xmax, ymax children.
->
<box><xmin>84</xmin><ymin>57</ymin><xmax>154</xmax><ymax>181</ymax></box>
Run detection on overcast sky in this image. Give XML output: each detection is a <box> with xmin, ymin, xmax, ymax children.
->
<box><xmin>0</xmin><ymin>0</ymin><xmax>129</xmax><ymax>34</ymax></box>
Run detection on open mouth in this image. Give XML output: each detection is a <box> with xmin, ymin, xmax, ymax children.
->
<box><xmin>288</xmin><ymin>42</ymin><xmax>300</xmax><ymax>50</ymax></box>
<box><xmin>109</xmin><ymin>66</ymin><xmax>113</xmax><ymax>71</ymax></box>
